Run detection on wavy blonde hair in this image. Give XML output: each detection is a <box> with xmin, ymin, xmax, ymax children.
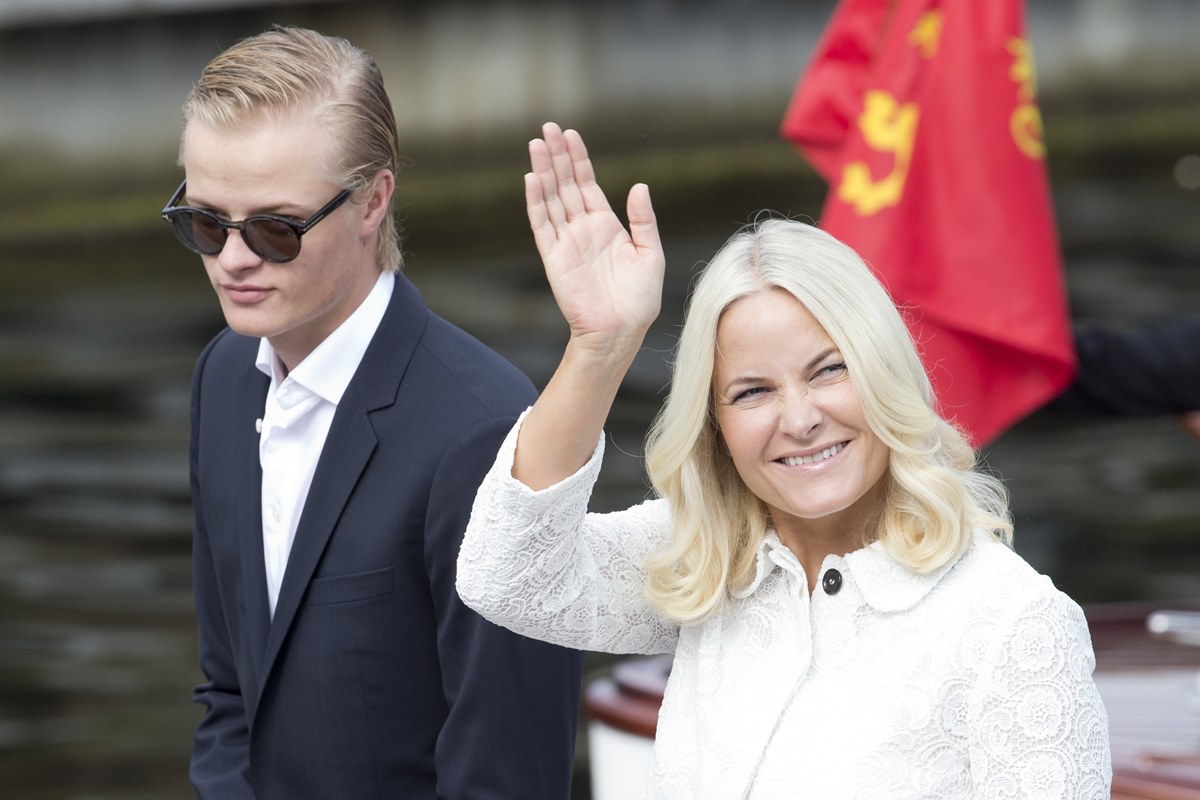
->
<box><xmin>643</xmin><ymin>218</ymin><xmax>1012</xmax><ymax>623</ymax></box>
<box><xmin>180</xmin><ymin>25</ymin><xmax>402</xmax><ymax>271</ymax></box>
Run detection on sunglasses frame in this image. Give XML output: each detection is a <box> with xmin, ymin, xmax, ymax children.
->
<box><xmin>160</xmin><ymin>180</ymin><xmax>353</xmax><ymax>263</ymax></box>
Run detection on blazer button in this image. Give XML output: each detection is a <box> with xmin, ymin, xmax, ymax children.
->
<box><xmin>822</xmin><ymin>568</ymin><xmax>843</xmax><ymax>595</ymax></box>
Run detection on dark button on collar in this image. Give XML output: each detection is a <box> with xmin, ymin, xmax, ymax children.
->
<box><xmin>821</xmin><ymin>568</ymin><xmax>843</xmax><ymax>595</ymax></box>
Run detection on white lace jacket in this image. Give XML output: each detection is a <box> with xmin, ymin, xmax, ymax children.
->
<box><xmin>457</xmin><ymin>416</ymin><xmax>1112</xmax><ymax>799</ymax></box>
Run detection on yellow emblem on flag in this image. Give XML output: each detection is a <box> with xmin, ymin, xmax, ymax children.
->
<box><xmin>838</xmin><ymin>90</ymin><xmax>919</xmax><ymax>216</ymax></box>
<box><xmin>1008</xmin><ymin>38</ymin><xmax>1045</xmax><ymax>159</ymax></box>
<box><xmin>908</xmin><ymin>10</ymin><xmax>943</xmax><ymax>59</ymax></box>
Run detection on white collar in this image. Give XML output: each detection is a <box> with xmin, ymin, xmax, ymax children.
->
<box><xmin>734</xmin><ymin>528</ymin><xmax>977</xmax><ymax>612</ymax></box>
<box><xmin>255</xmin><ymin>271</ymin><xmax>395</xmax><ymax>405</ymax></box>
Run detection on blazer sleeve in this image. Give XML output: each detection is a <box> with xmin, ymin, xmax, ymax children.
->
<box><xmin>187</xmin><ymin>337</ymin><xmax>255</xmax><ymax>799</ymax></box>
<box><xmin>423</xmin><ymin>414</ymin><xmax>586</xmax><ymax>800</ymax></box>
<box><xmin>967</xmin><ymin>586</ymin><xmax>1112</xmax><ymax>798</ymax></box>
<box><xmin>1052</xmin><ymin>314</ymin><xmax>1200</xmax><ymax>417</ymax></box>
<box><xmin>456</xmin><ymin>412</ymin><xmax>680</xmax><ymax>655</ymax></box>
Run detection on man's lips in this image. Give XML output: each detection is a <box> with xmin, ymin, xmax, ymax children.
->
<box><xmin>222</xmin><ymin>284</ymin><xmax>272</xmax><ymax>303</ymax></box>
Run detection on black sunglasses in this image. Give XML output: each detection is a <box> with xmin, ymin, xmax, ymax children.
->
<box><xmin>160</xmin><ymin>181</ymin><xmax>353</xmax><ymax>263</ymax></box>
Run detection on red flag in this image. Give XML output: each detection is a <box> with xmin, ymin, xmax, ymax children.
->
<box><xmin>781</xmin><ymin>0</ymin><xmax>1076</xmax><ymax>446</ymax></box>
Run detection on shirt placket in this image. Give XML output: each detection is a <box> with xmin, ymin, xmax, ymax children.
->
<box><xmin>259</xmin><ymin>380</ymin><xmax>322</xmax><ymax>616</ymax></box>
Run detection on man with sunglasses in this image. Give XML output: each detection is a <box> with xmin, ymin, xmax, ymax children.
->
<box><xmin>165</xmin><ymin>26</ymin><xmax>583</xmax><ymax>800</ymax></box>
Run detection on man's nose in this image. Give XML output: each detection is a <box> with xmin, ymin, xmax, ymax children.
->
<box><xmin>216</xmin><ymin>229</ymin><xmax>263</xmax><ymax>272</ymax></box>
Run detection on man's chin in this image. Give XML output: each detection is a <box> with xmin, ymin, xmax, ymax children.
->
<box><xmin>217</xmin><ymin>303</ymin><xmax>279</xmax><ymax>340</ymax></box>
<box><xmin>225</xmin><ymin>319</ymin><xmax>283</xmax><ymax>342</ymax></box>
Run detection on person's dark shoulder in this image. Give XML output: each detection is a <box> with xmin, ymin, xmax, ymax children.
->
<box><xmin>195</xmin><ymin>327</ymin><xmax>258</xmax><ymax>381</ymax></box>
<box><xmin>415</xmin><ymin>311</ymin><xmax>537</xmax><ymax>415</ymax></box>
<box><xmin>1054</xmin><ymin>313</ymin><xmax>1200</xmax><ymax>416</ymax></box>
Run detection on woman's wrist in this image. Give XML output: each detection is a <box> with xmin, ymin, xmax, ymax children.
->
<box><xmin>564</xmin><ymin>327</ymin><xmax>648</xmax><ymax>373</ymax></box>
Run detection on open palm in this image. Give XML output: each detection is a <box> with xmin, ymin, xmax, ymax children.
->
<box><xmin>525</xmin><ymin>123</ymin><xmax>665</xmax><ymax>353</ymax></box>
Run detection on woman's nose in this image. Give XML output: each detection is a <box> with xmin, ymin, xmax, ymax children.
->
<box><xmin>778</xmin><ymin>388</ymin><xmax>822</xmax><ymax>438</ymax></box>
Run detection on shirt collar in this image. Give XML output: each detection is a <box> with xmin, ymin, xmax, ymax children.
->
<box><xmin>255</xmin><ymin>271</ymin><xmax>394</xmax><ymax>405</ymax></box>
<box><xmin>734</xmin><ymin>528</ymin><xmax>972</xmax><ymax>612</ymax></box>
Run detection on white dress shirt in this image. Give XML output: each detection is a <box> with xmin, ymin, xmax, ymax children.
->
<box><xmin>457</xmin><ymin>411</ymin><xmax>1112</xmax><ymax>799</ymax></box>
<box><xmin>255</xmin><ymin>272</ymin><xmax>394</xmax><ymax>616</ymax></box>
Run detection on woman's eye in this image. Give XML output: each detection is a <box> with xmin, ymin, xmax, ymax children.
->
<box><xmin>732</xmin><ymin>387</ymin><xmax>768</xmax><ymax>402</ymax></box>
<box><xmin>818</xmin><ymin>362</ymin><xmax>847</xmax><ymax>378</ymax></box>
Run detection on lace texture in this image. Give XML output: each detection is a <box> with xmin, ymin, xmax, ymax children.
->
<box><xmin>457</xmin><ymin>414</ymin><xmax>1111</xmax><ymax>798</ymax></box>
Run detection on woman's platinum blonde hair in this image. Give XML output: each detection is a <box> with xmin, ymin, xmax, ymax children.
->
<box><xmin>180</xmin><ymin>25</ymin><xmax>402</xmax><ymax>271</ymax></box>
<box><xmin>643</xmin><ymin>218</ymin><xmax>1012</xmax><ymax>623</ymax></box>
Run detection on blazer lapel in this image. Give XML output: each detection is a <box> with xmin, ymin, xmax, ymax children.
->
<box><xmin>233</xmin><ymin>362</ymin><xmax>272</xmax><ymax>695</ymax></box>
<box><xmin>257</xmin><ymin>275</ymin><xmax>431</xmax><ymax>691</ymax></box>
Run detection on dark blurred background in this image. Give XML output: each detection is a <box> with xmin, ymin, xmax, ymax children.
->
<box><xmin>0</xmin><ymin>0</ymin><xmax>1197</xmax><ymax>797</ymax></box>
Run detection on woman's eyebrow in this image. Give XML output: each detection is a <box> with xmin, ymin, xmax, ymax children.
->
<box><xmin>720</xmin><ymin>374</ymin><xmax>768</xmax><ymax>395</ymax></box>
<box><xmin>806</xmin><ymin>347</ymin><xmax>840</xmax><ymax>371</ymax></box>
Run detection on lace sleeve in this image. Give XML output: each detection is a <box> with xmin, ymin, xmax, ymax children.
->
<box><xmin>456</xmin><ymin>411</ymin><xmax>680</xmax><ymax>655</ymax></box>
<box><xmin>968</xmin><ymin>585</ymin><xmax>1112</xmax><ymax>797</ymax></box>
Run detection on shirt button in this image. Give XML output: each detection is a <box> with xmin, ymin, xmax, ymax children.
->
<box><xmin>822</xmin><ymin>568</ymin><xmax>843</xmax><ymax>595</ymax></box>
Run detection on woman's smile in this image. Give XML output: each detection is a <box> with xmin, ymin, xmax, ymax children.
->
<box><xmin>776</xmin><ymin>440</ymin><xmax>848</xmax><ymax>468</ymax></box>
<box><xmin>714</xmin><ymin>289</ymin><xmax>889</xmax><ymax>542</ymax></box>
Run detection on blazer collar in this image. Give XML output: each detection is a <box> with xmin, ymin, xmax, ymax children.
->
<box><xmin>344</xmin><ymin>272</ymin><xmax>429</xmax><ymax>411</ymax></box>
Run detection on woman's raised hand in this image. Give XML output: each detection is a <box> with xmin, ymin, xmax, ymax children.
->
<box><xmin>526</xmin><ymin>123</ymin><xmax>665</xmax><ymax>359</ymax></box>
<box><xmin>512</xmin><ymin>124</ymin><xmax>665</xmax><ymax>488</ymax></box>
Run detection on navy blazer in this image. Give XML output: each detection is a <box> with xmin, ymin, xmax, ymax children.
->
<box><xmin>1052</xmin><ymin>313</ymin><xmax>1200</xmax><ymax>417</ymax></box>
<box><xmin>188</xmin><ymin>274</ymin><xmax>584</xmax><ymax>799</ymax></box>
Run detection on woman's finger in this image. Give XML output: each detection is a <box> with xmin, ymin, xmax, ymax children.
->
<box><xmin>563</xmin><ymin>128</ymin><xmax>613</xmax><ymax>218</ymax></box>
<box><xmin>529</xmin><ymin>137</ymin><xmax>567</xmax><ymax>231</ymax></box>
<box><xmin>525</xmin><ymin>172</ymin><xmax>558</xmax><ymax>260</ymax></box>
<box><xmin>626</xmin><ymin>183</ymin><xmax>662</xmax><ymax>261</ymax></box>
<box><xmin>543</xmin><ymin>122</ymin><xmax>587</xmax><ymax>221</ymax></box>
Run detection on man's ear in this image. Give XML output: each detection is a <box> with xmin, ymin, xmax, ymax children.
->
<box><xmin>359</xmin><ymin>169</ymin><xmax>395</xmax><ymax>236</ymax></box>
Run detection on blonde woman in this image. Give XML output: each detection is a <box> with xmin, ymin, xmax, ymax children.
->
<box><xmin>457</xmin><ymin>122</ymin><xmax>1110</xmax><ymax>798</ymax></box>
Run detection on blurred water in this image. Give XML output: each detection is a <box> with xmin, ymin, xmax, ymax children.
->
<box><xmin>1</xmin><ymin>118</ymin><xmax>1199</xmax><ymax>800</ymax></box>
<box><xmin>1</xmin><ymin>220</ymin><xmax>1198</xmax><ymax>798</ymax></box>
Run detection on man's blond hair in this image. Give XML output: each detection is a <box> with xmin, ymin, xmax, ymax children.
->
<box><xmin>181</xmin><ymin>25</ymin><xmax>402</xmax><ymax>271</ymax></box>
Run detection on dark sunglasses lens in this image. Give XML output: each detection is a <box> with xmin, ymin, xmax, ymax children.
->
<box><xmin>168</xmin><ymin>210</ymin><xmax>225</xmax><ymax>255</ymax></box>
<box><xmin>245</xmin><ymin>219</ymin><xmax>301</xmax><ymax>262</ymax></box>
